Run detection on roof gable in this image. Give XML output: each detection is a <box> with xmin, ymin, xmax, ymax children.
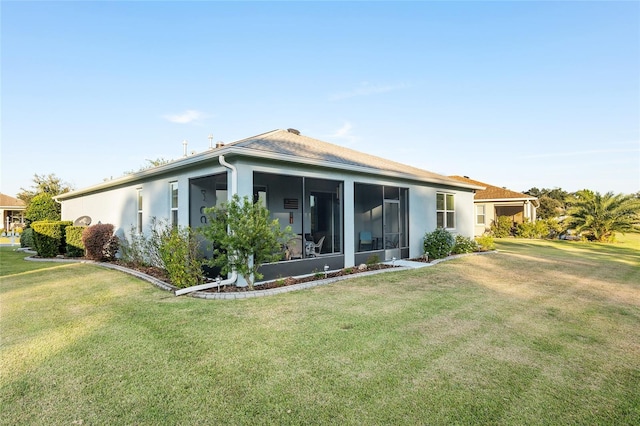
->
<box><xmin>449</xmin><ymin>176</ymin><xmax>537</xmax><ymax>201</ymax></box>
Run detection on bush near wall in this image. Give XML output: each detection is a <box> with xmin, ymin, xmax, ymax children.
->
<box><xmin>65</xmin><ymin>226</ymin><xmax>86</xmax><ymax>257</ymax></box>
<box><xmin>423</xmin><ymin>228</ymin><xmax>456</xmax><ymax>260</ymax></box>
<box><xmin>82</xmin><ymin>224</ymin><xmax>119</xmax><ymax>261</ymax></box>
<box><xmin>451</xmin><ymin>235</ymin><xmax>478</xmax><ymax>254</ymax></box>
<box><xmin>31</xmin><ymin>221</ymin><xmax>73</xmax><ymax>257</ymax></box>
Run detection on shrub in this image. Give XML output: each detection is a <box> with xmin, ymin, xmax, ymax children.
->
<box><xmin>157</xmin><ymin>225</ymin><xmax>204</xmax><ymax>288</ymax></box>
<box><xmin>451</xmin><ymin>235</ymin><xmax>478</xmax><ymax>254</ymax></box>
<box><xmin>475</xmin><ymin>234</ymin><xmax>495</xmax><ymax>251</ymax></box>
<box><xmin>491</xmin><ymin>216</ymin><xmax>513</xmax><ymax>238</ymax></box>
<box><xmin>82</xmin><ymin>224</ymin><xmax>119</xmax><ymax>261</ymax></box>
<box><xmin>516</xmin><ymin>220</ymin><xmax>547</xmax><ymax>239</ymax></box>
<box><xmin>31</xmin><ymin>221</ymin><xmax>72</xmax><ymax>257</ymax></box>
<box><xmin>423</xmin><ymin>228</ymin><xmax>455</xmax><ymax>260</ymax></box>
<box><xmin>541</xmin><ymin>218</ymin><xmax>564</xmax><ymax>239</ymax></box>
<box><xmin>25</xmin><ymin>193</ymin><xmax>60</xmax><ymax>224</ymax></box>
<box><xmin>20</xmin><ymin>227</ymin><xmax>35</xmax><ymax>248</ymax></box>
<box><xmin>65</xmin><ymin>226</ymin><xmax>86</xmax><ymax>257</ymax></box>
<box><xmin>365</xmin><ymin>254</ymin><xmax>380</xmax><ymax>266</ymax></box>
<box><xmin>119</xmin><ymin>225</ymin><xmax>149</xmax><ymax>267</ymax></box>
<box><xmin>200</xmin><ymin>194</ymin><xmax>293</xmax><ymax>290</ymax></box>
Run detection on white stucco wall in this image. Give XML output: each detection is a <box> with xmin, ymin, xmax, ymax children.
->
<box><xmin>60</xmin><ymin>155</ymin><xmax>477</xmax><ymax>268</ymax></box>
<box><xmin>60</xmin><ymin>161</ymin><xmax>229</xmax><ymax>240</ymax></box>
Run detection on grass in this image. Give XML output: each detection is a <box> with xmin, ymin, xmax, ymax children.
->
<box><xmin>1</xmin><ymin>236</ymin><xmax>639</xmax><ymax>425</ymax></box>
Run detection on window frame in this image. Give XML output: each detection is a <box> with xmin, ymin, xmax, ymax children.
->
<box><xmin>170</xmin><ymin>181</ymin><xmax>178</xmax><ymax>227</ymax></box>
<box><xmin>137</xmin><ymin>188</ymin><xmax>143</xmax><ymax>233</ymax></box>
<box><xmin>436</xmin><ymin>192</ymin><xmax>456</xmax><ymax>229</ymax></box>
<box><xmin>476</xmin><ymin>204</ymin><xmax>486</xmax><ymax>225</ymax></box>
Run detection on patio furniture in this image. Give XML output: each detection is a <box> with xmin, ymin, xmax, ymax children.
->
<box><xmin>359</xmin><ymin>231</ymin><xmax>373</xmax><ymax>251</ymax></box>
<box><xmin>310</xmin><ymin>236</ymin><xmax>325</xmax><ymax>257</ymax></box>
<box><xmin>287</xmin><ymin>235</ymin><xmax>303</xmax><ymax>260</ymax></box>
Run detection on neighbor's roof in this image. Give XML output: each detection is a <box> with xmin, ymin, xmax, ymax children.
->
<box><xmin>0</xmin><ymin>193</ymin><xmax>26</xmax><ymax>209</ymax></box>
<box><xmin>57</xmin><ymin>129</ymin><xmax>483</xmax><ymax>199</ymax></box>
<box><xmin>449</xmin><ymin>176</ymin><xmax>538</xmax><ymax>203</ymax></box>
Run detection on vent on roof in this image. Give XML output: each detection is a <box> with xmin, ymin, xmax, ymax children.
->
<box><xmin>287</xmin><ymin>128</ymin><xmax>300</xmax><ymax>135</ymax></box>
<box><xmin>216</xmin><ymin>141</ymin><xmax>224</xmax><ymax>148</ymax></box>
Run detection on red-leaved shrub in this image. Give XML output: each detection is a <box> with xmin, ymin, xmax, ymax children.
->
<box><xmin>82</xmin><ymin>224</ymin><xmax>119</xmax><ymax>261</ymax></box>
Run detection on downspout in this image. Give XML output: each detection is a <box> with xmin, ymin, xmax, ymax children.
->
<box><xmin>175</xmin><ymin>155</ymin><xmax>238</xmax><ymax>296</ymax></box>
<box><xmin>219</xmin><ymin>154</ymin><xmax>238</xmax><ymax>195</ymax></box>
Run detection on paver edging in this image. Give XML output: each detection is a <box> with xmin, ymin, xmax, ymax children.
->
<box><xmin>17</xmin><ymin>248</ymin><xmax>498</xmax><ymax>299</ymax></box>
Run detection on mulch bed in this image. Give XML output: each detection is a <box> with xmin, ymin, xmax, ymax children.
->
<box><xmin>208</xmin><ymin>263</ymin><xmax>397</xmax><ymax>293</ymax></box>
<box><xmin>28</xmin><ymin>255</ymin><xmax>399</xmax><ymax>294</ymax></box>
<box><xmin>112</xmin><ymin>260</ymin><xmax>398</xmax><ymax>293</ymax></box>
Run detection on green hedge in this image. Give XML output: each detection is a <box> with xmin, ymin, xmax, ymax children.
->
<box><xmin>31</xmin><ymin>221</ymin><xmax>73</xmax><ymax>258</ymax></box>
<box><xmin>65</xmin><ymin>226</ymin><xmax>86</xmax><ymax>257</ymax></box>
<box><xmin>20</xmin><ymin>227</ymin><xmax>35</xmax><ymax>249</ymax></box>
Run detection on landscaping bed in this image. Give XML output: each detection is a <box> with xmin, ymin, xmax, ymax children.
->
<box><xmin>206</xmin><ymin>263</ymin><xmax>397</xmax><ymax>293</ymax></box>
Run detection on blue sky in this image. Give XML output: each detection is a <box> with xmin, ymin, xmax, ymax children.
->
<box><xmin>2</xmin><ymin>1</ymin><xmax>639</xmax><ymax>198</ymax></box>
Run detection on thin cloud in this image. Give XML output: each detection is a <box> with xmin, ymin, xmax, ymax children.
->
<box><xmin>519</xmin><ymin>147</ymin><xmax>639</xmax><ymax>160</ymax></box>
<box><xmin>327</xmin><ymin>121</ymin><xmax>359</xmax><ymax>145</ymax></box>
<box><xmin>329</xmin><ymin>81</ymin><xmax>409</xmax><ymax>101</ymax></box>
<box><xmin>162</xmin><ymin>109</ymin><xmax>205</xmax><ymax>124</ymax></box>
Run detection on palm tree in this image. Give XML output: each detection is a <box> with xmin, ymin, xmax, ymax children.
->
<box><xmin>564</xmin><ymin>190</ymin><xmax>640</xmax><ymax>242</ymax></box>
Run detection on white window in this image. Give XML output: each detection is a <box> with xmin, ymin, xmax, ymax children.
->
<box><xmin>476</xmin><ymin>205</ymin><xmax>486</xmax><ymax>225</ymax></box>
<box><xmin>170</xmin><ymin>182</ymin><xmax>178</xmax><ymax>226</ymax></box>
<box><xmin>436</xmin><ymin>193</ymin><xmax>455</xmax><ymax>229</ymax></box>
<box><xmin>137</xmin><ymin>189</ymin><xmax>143</xmax><ymax>233</ymax></box>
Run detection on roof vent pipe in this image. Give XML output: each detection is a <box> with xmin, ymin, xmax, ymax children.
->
<box><xmin>208</xmin><ymin>134</ymin><xmax>214</xmax><ymax>150</ymax></box>
<box><xmin>287</xmin><ymin>128</ymin><xmax>300</xmax><ymax>135</ymax></box>
<box><xmin>182</xmin><ymin>140</ymin><xmax>188</xmax><ymax>157</ymax></box>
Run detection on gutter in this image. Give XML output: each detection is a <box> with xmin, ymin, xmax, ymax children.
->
<box><xmin>175</xmin><ymin>154</ymin><xmax>239</xmax><ymax>295</ymax></box>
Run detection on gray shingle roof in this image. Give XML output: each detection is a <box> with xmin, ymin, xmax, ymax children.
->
<box><xmin>57</xmin><ymin>129</ymin><xmax>482</xmax><ymax>200</ymax></box>
<box><xmin>228</xmin><ymin>129</ymin><xmax>468</xmax><ymax>186</ymax></box>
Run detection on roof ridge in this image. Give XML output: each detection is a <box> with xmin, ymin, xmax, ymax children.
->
<box><xmin>249</xmin><ymin>129</ymin><xmax>462</xmax><ymax>184</ymax></box>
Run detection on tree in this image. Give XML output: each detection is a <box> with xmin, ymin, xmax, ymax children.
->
<box><xmin>17</xmin><ymin>173</ymin><xmax>73</xmax><ymax>205</ymax></box>
<box><xmin>24</xmin><ymin>193</ymin><xmax>60</xmax><ymax>223</ymax></box>
<box><xmin>122</xmin><ymin>158</ymin><xmax>172</xmax><ymax>175</ymax></box>
<box><xmin>537</xmin><ymin>195</ymin><xmax>566</xmax><ymax>219</ymax></box>
<box><xmin>200</xmin><ymin>194</ymin><xmax>293</xmax><ymax>290</ymax></box>
<box><xmin>524</xmin><ymin>187</ymin><xmax>570</xmax><ymax>219</ymax></box>
<box><xmin>564</xmin><ymin>190</ymin><xmax>640</xmax><ymax>242</ymax></box>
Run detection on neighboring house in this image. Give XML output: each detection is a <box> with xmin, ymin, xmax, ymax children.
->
<box><xmin>449</xmin><ymin>176</ymin><xmax>539</xmax><ymax>236</ymax></box>
<box><xmin>56</xmin><ymin>129</ymin><xmax>483</xmax><ymax>284</ymax></box>
<box><xmin>0</xmin><ymin>193</ymin><xmax>26</xmax><ymax>234</ymax></box>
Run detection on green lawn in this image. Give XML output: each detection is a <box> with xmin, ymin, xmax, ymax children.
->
<box><xmin>1</xmin><ymin>237</ymin><xmax>639</xmax><ymax>425</ymax></box>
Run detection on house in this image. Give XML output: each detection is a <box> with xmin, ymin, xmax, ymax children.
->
<box><xmin>449</xmin><ymin>176</ymin><xmax>539</xmax><ymax>236</ymax></box>
<box><xmin>56</xmin><ymin>129</ymin><xmax>483</xmax><ymax>284</ymax></box>
<box><xmin>0</xmin><ymin>193</ymin><xmax>26</xmax><ymax>234</ymax></box>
